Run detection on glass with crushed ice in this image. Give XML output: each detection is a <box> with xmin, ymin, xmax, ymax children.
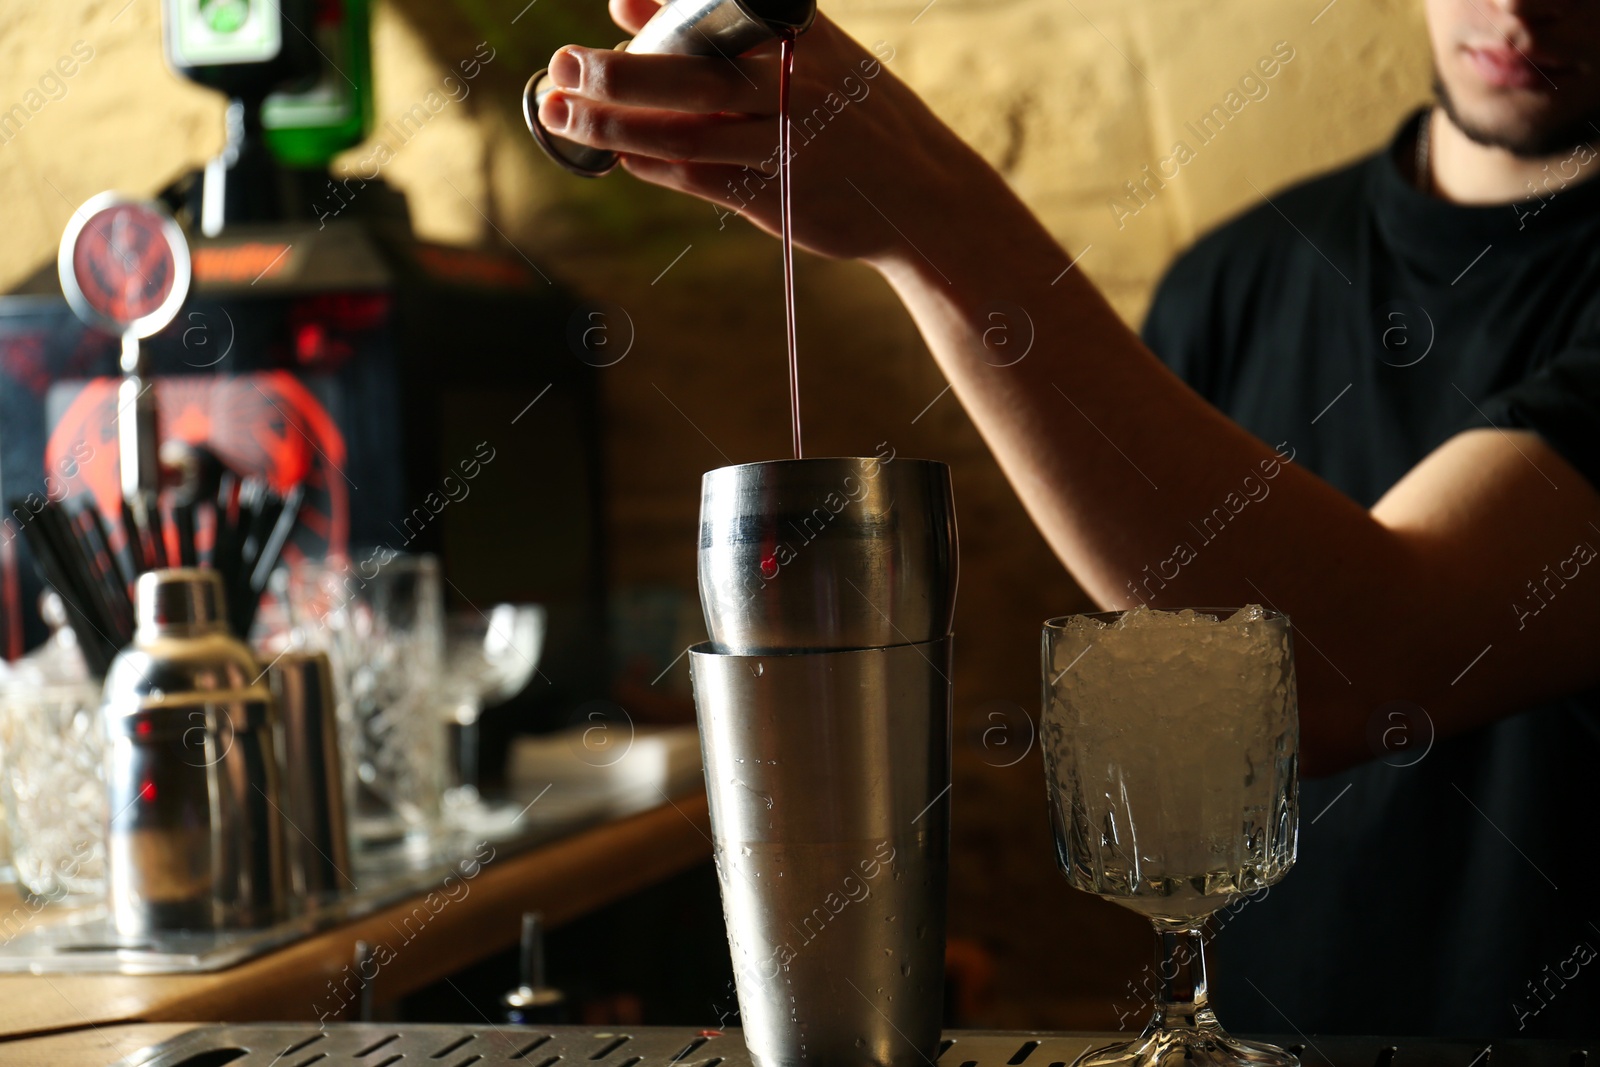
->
<box><xmin>1043</xmin><ymin>606</ymin><xmax>1298</xmax><ymax>1067</ymax></box>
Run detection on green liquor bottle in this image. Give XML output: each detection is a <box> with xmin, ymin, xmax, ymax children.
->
<box><xmin>261</xmin><ymin>0</ymin><xmax>373</xmax><ymax>168</ymax></box>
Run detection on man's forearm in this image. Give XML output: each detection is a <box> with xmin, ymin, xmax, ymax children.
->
<box><xmin>864</xmin><ymin>176</ymin><xmax>1455</xmax><ymax>773</ymax></box>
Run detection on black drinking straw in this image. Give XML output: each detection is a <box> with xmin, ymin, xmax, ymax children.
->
<box><xmin>173</xmin><ymin>499</ymin><xmax>198</xmax><ymax>566</ymax></box>
<box><xmin>250</xmin><ymin>484</ymin><xmax>303</xmax><ymax>596</ymax></box>
<box><xmin>13</xmin><ymin>499</ymin><xmax>118</xmax><ymax>675</ymax></box>
<box><xmin>120</xmin><ymin>495</ymin><xmax>152</xmax><ymax>574</ymax></box>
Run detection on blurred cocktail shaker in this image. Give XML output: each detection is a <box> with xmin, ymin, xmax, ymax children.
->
<box><xmin>692</xmin><ymin>456</ymin><xmax>955</xmax><ymax>1067</ymax></box>
<box><xmin>265</xmin><ymin>647</ymin><xmax>352</xmax><ymax>903</ymax></box>
<box><xmin>103</xmin><ymin>569</ymin><xmax>288</xmax><ymax>935</ymax></box>
<box><xmin>524</xmin><ymin>0</ymin><xmax>817</xmax><ymax>178</ymax></box>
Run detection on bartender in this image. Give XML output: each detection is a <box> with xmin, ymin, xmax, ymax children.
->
<box><xmin>531</xmin><ymin>0</ymin><xmax>1600</xmax><ymax>1039</ymax></box>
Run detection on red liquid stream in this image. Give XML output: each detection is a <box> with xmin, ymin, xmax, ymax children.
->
<box><xmin>778</xmin><ymin>31</ymin><xmax>802</xmax><ymax>460</ymax></box>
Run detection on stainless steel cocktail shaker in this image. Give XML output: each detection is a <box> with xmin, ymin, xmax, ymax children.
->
<box><xmin>698</xmin><ymin>458</ymin><xmax>957</xmax><ymax>653</ymax></box>
<box><xmin>691</xmin><ymin>456</ymin><xmax>955</xmax><ymax>1067</ymax></box>
<box><xmin>265</xmin><ymin>648</ymin><xmax>351</xmax><ymax>902</ymax></box>
<box><xmin>523</xmin><ymin>0</ymin><xmax>817</xmax><ymax>178</ymax></box>
<box><xmin>103</xmin><ymin>569</ymin><xmax>289</xmax><ymax>935</ymax></box>
<box><xmin>692</xmin><ymin>638</ymin><xmax>951</xmax><ymax>1067</ymax></box>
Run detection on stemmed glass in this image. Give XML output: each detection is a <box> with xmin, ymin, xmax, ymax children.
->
<box><xmin>1042</xmin><ymin>606</ymin><xmax>1299</xmax><ymax>1067</ymax></box>
<box><xmin>440</xmin><ymin>604</ymin><xmax>546</xmax><ymax>828</ymax></box>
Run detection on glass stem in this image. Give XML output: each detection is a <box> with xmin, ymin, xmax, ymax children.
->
<box><xmin>1148</xmin><ymin>922</ymin><xmax>1219</xmax><ymax>1034</ymax></box>
<box><xmin>459</xmin><ymin>700</ymin><xmax>481</xmax><ymax>797</ymax></box>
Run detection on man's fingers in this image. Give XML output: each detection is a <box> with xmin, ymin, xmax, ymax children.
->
<box><xmin>609</xmin><ymin>0</ymin><xmax>660</xmax><ymax>35</ymax></box>
<box><xmin>550</xmin><ymin>46</ymin><xmax>776</xmax><ymax>114</ymax></box>
<box><xmin>540</xmin><ymin>94</ymin><xmax>779</xmax><ymax>166</ymax></box>
<box><xmin>621</xmin><ymin>155</ymin><xmax>766</xmax><ymax>213</ymax></box>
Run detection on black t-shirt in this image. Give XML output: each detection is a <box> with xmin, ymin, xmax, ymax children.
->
<box><xmin>1141</xmin><ymin>110</ymin><xmax>1600</xmax><ymax>1038</ymax></box>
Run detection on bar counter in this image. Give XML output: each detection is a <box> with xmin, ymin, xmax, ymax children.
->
<box><xmin>8</xmin><ymin>1021</ymin><xmax>1597</xmax><ymax>1067</ymax></box>
<box><xmin>0</xmin><ymin>791</ymin><xmax>712</xmax><ymax>1049</ymax></box>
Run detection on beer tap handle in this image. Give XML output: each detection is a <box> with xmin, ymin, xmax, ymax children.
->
<box><xmin>57</xmin><ymin>193</ymin><xmax>191</xmax><ymax>574</ymax></box>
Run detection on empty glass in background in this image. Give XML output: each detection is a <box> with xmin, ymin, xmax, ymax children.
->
<box><xmin>1042</xmin><ymin>607</ymin><xmax>1299</xmax><ymax>1067</ymax></box>
<box><xmin>440</xmin><ymin>604</ymin><xmax>545</xmax><ymax>829</ymax></box>
<box><xmin>287</xmin><ymin>552</ymin><xmax>447</xmax><ymax>854</ymax></box>
<box><xmin>0</xmin><ymin>593</ymin><xmax>107</xmax><ymax>904</ymax></box>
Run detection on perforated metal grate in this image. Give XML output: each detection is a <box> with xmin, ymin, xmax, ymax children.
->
<box><xmin>111</xmin><ymin>1024</ymin><xmax>1595</xmax><ymax>1067</ymax></box>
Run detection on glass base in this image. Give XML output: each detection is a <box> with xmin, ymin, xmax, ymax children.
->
<box><xmin>443</xmin><ymin>789</ymin><xmax>528</xmax><ymax>837</ymax></box>
<box><xmin>1076</xmin><ymin>1029</ymin><xmax>1298</xmax><ymax>1067</ymax></box>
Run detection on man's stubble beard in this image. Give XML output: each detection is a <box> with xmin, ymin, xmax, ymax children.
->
<box><xmin>1433</xmin><ymin>72</ymin><xmax>1600</xmax><ymax>158</ymax></box>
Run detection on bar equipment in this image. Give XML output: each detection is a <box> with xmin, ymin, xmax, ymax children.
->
<box><xmin>264</xmin><ymin>647</ymin><xmax>352</xmax><ymax>902</ymax></box>
<box><xmin>0</xmin><ymin>681</ymin><xmax>106</xmax><ymax>903</ymax></box>
<box><xmin>24</xmin><ymin>190</ymin><xmax>307</xmax><ymax>658</ymax></box>
<box><xmin>286</xmin><ymin>552</ymin><xmax>447</xmax><ymax>852</ymax></box>
<box><xmin>57</xmin><ymin>194</ymin><xmax>192</xmax><ymax>571</ymax></box>
<box><xmin>95</xmin><ymin>1023</ymin><xmax>1600</xmax><ymax>1067</ymax></box>
<box><xmin>103</xmin><ymin>569</ymin><xmax>289</xmax><ymax>935</ymax></box>
<box><xmin>692</xmin><ymin>639</ymin><xmax>950</xmax><ymax>1066</ymax></box>
<box><xmin>690</xmin><ymin>456</ymin><xmax>955</xmax><ymax>1067</ymax></box>
<box><xmin>698</xmin><ymin>457</ymin><xmax>956</xmax><ymax>653</ymax></box>
<box><xmin>0</xmin><ymin>593</ymin><xmax>106</xmax><ymax>903</ymax></box>
<box><xmin>10</xmin><ymin>498</ymin><xmax>132</xmax><ymax>675</ymax></box>
<box><xmin>2</xmin><ymin>0</ymin><xmax>600</xmax><ymax>701</ymax></box>
<box><xmin>501</xmin><ymin>911</ymin><xmax>569</xmax><ymax>1024</ymax></box>
<box><xmin>1042</xmin><ymin>607</ymin><xmax>1299</xmax><ymax>1067</ymax></box>
<box><xmin>9</xmin><ymin>476</ymin><xmax>303</xmax><ymax>678</ymax></box>
<box><xmin>441</xmin><ymin>604</ymin><xmax>546</xmax><ymax>820</ymax></box>
<box><xmin>215</xmin><ymin>477</ymin><xmax>304</xmax><ymax>639</ymax></box>
<box><xmin>524</xmin><ymin>0</ymin><xmax>818</xmax><ymax>177</ymax></box>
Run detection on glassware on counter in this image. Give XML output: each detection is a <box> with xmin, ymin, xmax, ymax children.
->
<box><xmin>287</xmin><ymin>552</ymin><xmax>446</xmax><ymax>853</ymax></box>
<box><xmin>0</xmin><ymin>593</ymin><xmax>106</xmax><ymax>904</ymax></box>
<box><xmin>1042</xmin><ymin>606</ymin><xmax>1299</xmax><ymax>1067</ymax></box>
<box><xmin>441</xmin><ymin>604</ymin><xmax>545</xmax><ymax>822</ymax></box>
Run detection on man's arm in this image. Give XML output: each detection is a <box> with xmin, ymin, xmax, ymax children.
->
<box><xmin>872</xmin><ymin>185</ymin><xmax>1600</xmax><ymax>775</ymax></box>
<box><xmin>545</xmin><ymin>2</ymin><xmax>1600</xmax><ymax>775</ymax></box>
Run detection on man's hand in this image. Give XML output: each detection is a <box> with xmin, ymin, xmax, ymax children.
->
<box><xmin>536</xmin><ymin>0</ymin><xmax>999</xmax><ymax>264</ymax></box>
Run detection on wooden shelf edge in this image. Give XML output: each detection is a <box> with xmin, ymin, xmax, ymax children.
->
<box><xmin>0</xmin><ymin>790</ymin><xmax>713</xmax><ymax>1041</ymax></box>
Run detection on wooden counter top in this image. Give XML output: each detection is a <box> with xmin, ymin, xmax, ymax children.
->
<box><xmin>0</xmin><ymin>1024</ymin><xmax>194</xmax><ymax>1067</ymax></box>
<box><xmin>0</xmin><ymin>790</ymin><xmax>711</xmax><ymax>1044</ymax></box>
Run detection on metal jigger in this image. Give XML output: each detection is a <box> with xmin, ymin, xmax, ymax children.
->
<box><xmin>524</xmin><ymin>0</ymin><xmax>817</xmax><ymax>178</ymax></box>
<box><xmin>264</xmin><ymin>648</ymin><xmax>352</xmax><ymax>903</ymax></box>
<box><xmin>690</xmin><ymin>457</ymin><xmax>956</xmax><ymax>1067</ymax></box>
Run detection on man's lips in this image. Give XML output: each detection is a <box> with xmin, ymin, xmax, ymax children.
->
<box><xmin>1463</xmin><ymin>43</ymin><xmax>1569</xmax><ymax>90</ymax></box>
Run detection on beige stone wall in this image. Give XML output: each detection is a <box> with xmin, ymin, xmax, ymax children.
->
<box><xmin>0</xmin><ymin>0</ymin><xmax>1431</xmax><ymax>1027</ymax></box>
<box><xmin>0</xmin><ymin>0</ymin><xmax>1431</xmax><ymax>315</ymax></box>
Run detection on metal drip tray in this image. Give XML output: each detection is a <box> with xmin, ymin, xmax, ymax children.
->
<box><xmin>111</xmin><ymin>1025</ymin><xmax>1597</xmax><ymax>1067</ymax></box>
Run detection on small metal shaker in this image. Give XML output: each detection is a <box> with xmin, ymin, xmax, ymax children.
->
<box><xmin>265</xmin><ymin>648</ymin><xmax>352</xmax><ymax>903</ymax></box>
<box><xmin>103</xmin><ymin>569</ymin><xmax>289</xmax><ymax>935</ymax></box>
<box><xmin>523</xmin><ymin>0</ymin><xmax>817</xmax><ymax>177</ymax></box>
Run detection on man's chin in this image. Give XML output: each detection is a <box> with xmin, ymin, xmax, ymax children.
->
<box><xmin>1434</xmin><ymin>74</ymin><xmax>1600</xmax><ymax>158</ymax></box>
